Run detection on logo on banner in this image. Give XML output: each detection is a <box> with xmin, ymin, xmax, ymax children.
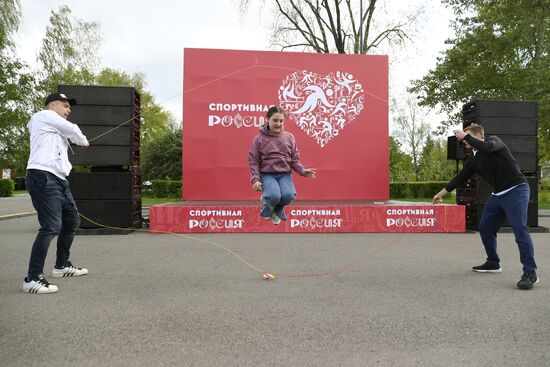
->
<box><xmin>289</xmin><ymin>208</ymin><xmax>344</xmax><ymax>229</ymax></box>
<box><xmin>188</xmin><ymin>209</ymin><xmax>245</xmax><ymax>230</ymax></box>
<box><xmin>385</xmin><ymin>208</ymin><xmax>436</xmax><ymax>228</ymax></box>
<box><xmin>278</xmin><ymin>70</ymin><xmax>365</xmax><ymax>147</ymax></box>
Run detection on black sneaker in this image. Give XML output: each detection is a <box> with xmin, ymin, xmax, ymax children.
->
<box><xmin>517</xmin><ymin>273</ymin><xmax>539</xmax><ymax>289</ymax></box>
<box><xmin>472</xmin><ymin>262</ymin><xmax>502</xmax><ymax>273</ymax></box>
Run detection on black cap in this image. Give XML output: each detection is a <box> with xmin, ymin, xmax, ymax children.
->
<box><xmin>44</xmin><ymin>93</ymin><xmax>77</xmax><ymax>106</ymax></box>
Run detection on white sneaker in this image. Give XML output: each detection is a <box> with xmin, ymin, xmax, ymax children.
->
<box><xmin>52</xmin><ymin>263</ymin><xmax>88</xmax><ymax>278</ymax></box>
<box><xmin>271</xmin><ymin>213</ymin><xmax>281</xmax><ymax>225</ymax></box>
<box><xmin>23</xmin><ymin>276</ymin><xmax>58</xmax><ymax>294</ymax></box>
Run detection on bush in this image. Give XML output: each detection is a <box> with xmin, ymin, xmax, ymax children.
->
<box><xmin>152</xmin><ymin>180</ymin><xmax>182</xmax><ymax>198</ymax></box>
<box><xmin>142</xmin><ymin>129</ymin><xmax>182</xmax><ymax>181</ymax></box>
<box><xmin>0</xmin><ymin>178</ymin><xmax>15</xmax><ymax>197</ymax></box>
<box><xmin>389</xmin><ymin>182</ymin><xmax>411</xmax><ymax>198</ymax></box>
<box><xmin>539</xmin><ymin>189</ymin><xmax>550</xmax><ymax>204</ymax></box>
<box><xmin>390</xmin><ymin>181</ymin><xmax>447</xmax><ymax>198</ymax></box>
<box><xmin>13</xmin><ymin>177</ymin><xmax>26</xmax><ymax>190</ymax></box>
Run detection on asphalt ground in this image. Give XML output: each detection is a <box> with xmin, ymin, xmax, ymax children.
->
<box><xmin>1</xmin><ymin>195</ymin><xmax>550</xmax><ymax>367</ymax></box>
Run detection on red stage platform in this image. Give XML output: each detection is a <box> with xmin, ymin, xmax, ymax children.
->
<box><xmin>149</xmin><ymin>201</ymin><xmax>465</xmax><ymax>233</ymax></box>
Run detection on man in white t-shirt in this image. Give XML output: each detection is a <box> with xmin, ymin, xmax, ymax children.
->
<box><xmin>23</xmin><ymin>93</ymin><xmax>90</xmax><ymax>294</ymax></box>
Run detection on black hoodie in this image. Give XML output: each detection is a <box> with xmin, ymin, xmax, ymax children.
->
<box><xmin>445</xmin><ymin>135</ymin><xmax>527</xmax><ymax>193</ymax></box>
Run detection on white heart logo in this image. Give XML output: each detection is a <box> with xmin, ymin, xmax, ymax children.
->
<box><xmin>278</xmin><ymin>70</ymin><xmax>365</xmax><ymax>147</ymax></box>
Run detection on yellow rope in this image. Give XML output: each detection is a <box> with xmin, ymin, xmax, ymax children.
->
<box><xmin>78</xmin><ymin>213</ymin><xmax>265</xmax><ymax>274</ymax></box>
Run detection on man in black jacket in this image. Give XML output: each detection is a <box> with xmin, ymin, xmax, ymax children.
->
<box><xmin>433</xmin><ymin>124</ymin><xmax>538</xmax><ymax>289</ymax></box>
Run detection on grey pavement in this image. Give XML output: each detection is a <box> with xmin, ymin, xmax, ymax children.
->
<box><xmin>1</xmin><ymin>195</ymin><xmax>550</xmax><ymax>367</ymax></box>
<box><xmin>0</xmin><ymin>194</ymin><xmax>35</xmax><ymax>217</ymax></box>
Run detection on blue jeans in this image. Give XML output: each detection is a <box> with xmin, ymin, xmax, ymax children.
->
<box><xmin>479</xmin><ymin>183</ymin><xmax>537</xmax><ymax>274</ymax></box>
<box><xmin>260</xmin><ymin>172</ymin><xmax>296</xmax><ymax>220</ymax></box>
<box><xmin>26</xmin><ymin>170</ymin><xmax>80</xmax><ymax>280</ymax></box>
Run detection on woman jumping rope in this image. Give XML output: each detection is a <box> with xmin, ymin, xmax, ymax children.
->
<box><xmin>248</xmin><ymin>106</ymin><xmax>317</xmax><ymax>225</ymax></box>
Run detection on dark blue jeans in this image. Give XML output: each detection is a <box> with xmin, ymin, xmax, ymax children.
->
<box><xmin>26</xmin><ymin>169</ymin><xmax>80</xmax><ymax>280</ymax></box>
<box><xmin>479</xmin><ymin>183</ymin><xmax>537</xmax><ymax>274</ymax></box>
<box><xmin>260</xmin><ymin>172</ymin><xmax>296</xmax><ymax>220</ymax></box>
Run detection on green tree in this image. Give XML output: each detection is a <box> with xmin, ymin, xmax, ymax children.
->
<box><xmin>0</xmin><ymin>0</ymin><xmax>21</xmax><ymax>49</ymax></box>
<box><xmin>36</xmin><ymin>7</ymin><xmax>175</xmax><ymax>149</ymax></box>
<box><xmin>141</xmin><ymin>128</ymin><xmax>182</xmax><ymax>181</ymax></box>
<box><xmin>418</xmin><ymin>135</ymin><xmax>456</xmax><ymax>181</ymax></box>
<box><xmin>411</xmin><ymin>0</ymin><xmax>550</xmax><ymax>159</ymax></box>
<box><xmin>94</xmin><ymin>68</ymin><xmax>177</xmax><ymax>147</ymax></box>
<box><xmin>392</xmin><ymin>95</ymin><xmax>430</xmax><ymax>181</ymax></box>
<box><xmin>0</xmin><ymin>0</ymin><xmax>37</xmax><ymax>175</ymax></box>
<box><xmin>37</xmin><ymin>5</ymin><xmax>101</xmax><ymax>96</ymax></box>
<box><xmin>389</xmin><ymin>136</ymin><xmax>414</xmax><ymax>182</ymax></box>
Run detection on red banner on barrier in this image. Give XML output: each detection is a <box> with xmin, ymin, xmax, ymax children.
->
<box><xmin>150</xmin><ymin>203</ymin><xmax>465</xmax><ymax>233</ymax></box>
<box><xmin>183</xmin><ymin>48</ymin><xmax>389</xmax><ymax>201</ymax></box>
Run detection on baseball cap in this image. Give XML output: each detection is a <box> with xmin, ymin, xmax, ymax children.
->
<box><xmin>44</xmin><ymin>93</ymin><xmax>77</xmax><ymax>106</ymax></box>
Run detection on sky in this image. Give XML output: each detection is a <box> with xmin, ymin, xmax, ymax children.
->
<box><xmin>15</xmin><ymin>0</ymin><xmax>455</xmax><ymax>131</ymax></box>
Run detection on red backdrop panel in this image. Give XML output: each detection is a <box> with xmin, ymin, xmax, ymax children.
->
<box><xmin>183</xmin><ymin>48</ymin><xmax>388</xmax><ymax>200</ymax></box>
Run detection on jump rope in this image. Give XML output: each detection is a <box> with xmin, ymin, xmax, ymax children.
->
<box><xmin>78</xmin><ymin>61</ymin><xmax>450</xmax><ymax>281</ymax></box>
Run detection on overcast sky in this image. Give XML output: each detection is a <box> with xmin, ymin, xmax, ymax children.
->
<box><xmin>15</xmin><ymin>0</ymin><xmax>455</xmax><ymax>130</ymax></box>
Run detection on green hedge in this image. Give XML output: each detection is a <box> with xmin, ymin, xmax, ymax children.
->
<box><xmin>13</xmin><ymin>177</ymin><xmax>26</xmax><ymax>190</ymax></box>
<box><xmin>152</xmin><ymin>180</ymin><xmax>182</xmax><ymax>198</ymax></box>
<box><xmin>0</xmin><ymin>178</ymin><xmax>15</xmax><ymax>197</ymax></box>
<box><xmin>390</xmin><ymin>181</ymin><xmax>447</xmax><ymax>198</ymax></box>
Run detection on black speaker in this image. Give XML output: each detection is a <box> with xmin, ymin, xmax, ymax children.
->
<box><xmin>76</xmin><ymin>199</ymin><xmax>141</xmax><ymax>228</ymax></box>
<box><xmin>463</xmin><ymin>116</ymin><xmax>538</xmax><ymax>136</ymax></box>
<box><xmin>462</xmin><ymin>100</ymin><xmax>538</xmax><ymax>119</ymax></box>
<box><xmin>58</xmin><ymin>85</ymin><xmax>141</xmax><ymax>167</ymax></box>
<box><xmin>447</xmin><ymin>136</ymin><xmax>467</xmax><ymax>160</ymax></box>
<box><xmin>69</xmin><ymin>172</ymin><xmax>140</xmax><ymax>200</ymax></box>
<box><xmin>68</xmin><ymin>105</ymin><xmax>137</xmax><ymax>125</ymax></box>
<box><xmin>68</xmin><ymin>145</ymin><xmax>139</xmax><ymax>166</ymax></box>
<box><xmin>462</xmin><ymin>101</ymin><xmax>538</xmax><ymax>172</ymax></box>
<box><xmin>493</xmin><ymin>135</ymin><xmax>538</xmax><ymax>172</ymax></box>
<box><xmin>69</xmin><ymin>172</ymin><xmax>141</xmax><ymax>228</ymax></box>
<box><xmin>58</xmin><ymin>85</ymin><xmax>138</xmax><ymax>106</ymax></box>
<box><xmin>59</xmin><ymin>85</ymin><xmax>142</xmax><ymax>229</ymax></box>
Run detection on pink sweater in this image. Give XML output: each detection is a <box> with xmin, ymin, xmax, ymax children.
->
<box><xmin>248</xmin><ymin>126</ymin><xmax>306</xmax><ymax>184</ymax></box>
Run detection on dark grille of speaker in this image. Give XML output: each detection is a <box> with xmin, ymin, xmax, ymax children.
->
<box><xmin>457</xmin><ymin>100</ymin><xmax>539</xmax><ymax>230</ymax></box>
<box><xmin>58</xmin><ymin>85</ymin><xmax>141</xmax><ymax>167</ymax></box>
<box><xmin>58</xmin><ymin>85</ymin><xmax>137</xmax><ymax>106</ymax></box>
<box><xmin>60</xmin><ymin>85</ymin><xmax>142</xmax><ymax>229</ymax></box>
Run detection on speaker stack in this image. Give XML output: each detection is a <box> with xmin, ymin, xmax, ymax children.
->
<box><xmin>456</xmin><ymin>99</ymin><xmax>538</xmax><ymax>230</ymax></box>
<box><xmin>58</xmin><ymin>85</ymin><xmax>142</xmax><ymax>229</ymax></box>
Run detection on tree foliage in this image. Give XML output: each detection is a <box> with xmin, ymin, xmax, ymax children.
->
<box><xmin>391</xmin><ymin>95</ymin><xmax>430</xmax><ymax>181</ymax></box>
<box><xmin>417</xmin><ymin>135</ymin><xmax>456</xmax><ymax>181</ymax></box>
<box><xmin>0</xmin><ymin>0</ymin><xmax>36</xmax><ymax>175</ymax></box>
<box><xmin>37</xmin><ymin>5</ymin><xmax>100</xmax><ymax>94</ymax></box>
<box><xmin>240</xmin><ymin>0</ymin><xmax>422</xmax><ymax>53</ymax></box>
<box><xmin>0</xmin><ymin>0</ymin><xmax>21</xmax><ymax>49</ymax></box>
<box><xmin>0</xmin><ymin>4</ymin><xmax>177</xmax><ymax>175</ymax></box>
<box><xmin>35</xmin><ymin>6</ymin><xmax>175</xmax><ymax>158</ymax></box>
<box><xmin>389</xmin><ymin>136</ymin><xmax>414</xmax><ymax>182</ymax></box>
<box><xmin>411</xmin><ymin>0</ymin><xmax>550</xmax><ymax>159</ymax></box>
<box><xmin>141</xmin><ymin>128</ymin><xmax>182</xmax><ymax>181</ymax></box>
<box><xmin>94</xmin><ymin>68</ymin><xmax>177</xmax><ymax>147</ymax></box>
